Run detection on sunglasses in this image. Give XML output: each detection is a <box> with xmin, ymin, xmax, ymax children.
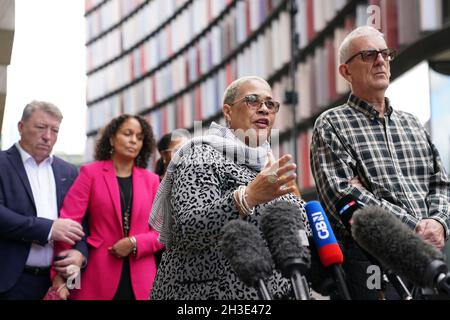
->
<box><xmin>345</xmin><ymin>48</ymin><xmax>397</xmax><ymax>64</ymax></box>
<box><xmin>230</xmin><ymin>94</ymin><xmax>280</xmax><ymax>113</ymax></box>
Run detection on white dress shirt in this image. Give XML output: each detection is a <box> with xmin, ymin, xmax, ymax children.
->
<box><xmin>16</xmin><ymin>143</ymin><xmax>57</xmax><ymax>267</ymax></box>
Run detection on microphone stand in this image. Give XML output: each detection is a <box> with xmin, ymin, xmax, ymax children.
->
<box><xmin>290</xmin><ymin>269</ymin><xmax>310</xmax><ymax>300</ymax></box>
<box><xmin>338</xmin><ymin>205</ymin><xmax>413</xmax><ymax>300</ymax></box>
<box><xmin>349</xmin><ymin>239</ymin><xmax>413</xmax><ymax>300</ymax></box>
<box><xmin>384</xmin><ymin>270</ymin><xmax>413</xmax><ymax>300</ymax></box>
<box><xmin>329</xmin><ymin>265</ymin><xmax>352</xmax><ymax>300</ymax></box>
<box><xmin>284</xmin><ymin>259</ymin><xmax>310</xmax><ymax>300</ymax></box>
<box><xmin>419</xmin><ymin>272</ymin><xmax>450</xmax><ymax>300</ymax></box>
<box><xmin>437</xmin><ymin>273</ymin><xmax>450</xmax><ymax>296</ymax></box>
<box><xmin>257</xmin><ymin>279</ymin><xmax>273</xmax><ymax>300</ymax></box>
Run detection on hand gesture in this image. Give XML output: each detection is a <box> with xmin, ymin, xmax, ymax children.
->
<box><xmin>246</xmin><ymin>154</ymin><xmax>298</xmax><ymax>207</ymax></box>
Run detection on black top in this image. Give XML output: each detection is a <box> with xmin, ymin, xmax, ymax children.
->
<box><xmin>117</xmin><ymin>175</ymin><xmax>133</xmax><ymax>234</ymax></box>
<box><xmin>115</xmin><ymin>175</ymin><xmax>135</xmax><ymax>300</ymax></box>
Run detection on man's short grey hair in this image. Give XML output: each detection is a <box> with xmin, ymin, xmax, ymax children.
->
<box><xmin>339</xmin><ymin>26</ymin><xmax>385</xmax><ymax>64</ymax></box>
<box><xmin>21</xmin><ymin>100</ymin><xmax>63</xmax><ymax>122</ymax></box>
<box><xmin>222</xmin><ymin>76</ymin><xmax>270</xmax><ymax>106</ymax></box>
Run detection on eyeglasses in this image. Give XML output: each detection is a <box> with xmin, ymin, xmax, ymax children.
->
<box><xmin>345</xmin><ymin>48</ymin><xmax>397</xmax><ymax>64</ymax></box>
<box><xmin>229</xmin><ymin>94</ymin><xmax>280</xmax><ymax>113</ymax></box>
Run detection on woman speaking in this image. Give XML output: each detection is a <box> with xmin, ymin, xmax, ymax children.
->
<box><xmin>149</xmin><ymin>76</ymin><xmax>309</xmax><ymax>299</ymax></box>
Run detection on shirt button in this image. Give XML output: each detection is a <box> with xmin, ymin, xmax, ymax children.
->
<box><xmin>409</xmin><ymin>193</ymin><xmax>414</xmax><ymax>198</ymax></box>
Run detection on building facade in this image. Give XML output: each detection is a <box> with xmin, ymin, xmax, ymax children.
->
<box><xmin>84</xmin><ymin>0</ymin><xmax>450</xmax><ymax>197</ymax></box>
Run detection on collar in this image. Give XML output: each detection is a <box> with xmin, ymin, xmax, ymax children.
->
<box><xmin>347</xmin><ymin>94</ymin><xmax>394</xmax><ymax>120</ymax></box>
<box><xmin>209</xmin><ymin>121</ymin><xmax>271</xmax><ymax>171</ymax></box>
<box><xmin>15</xmin><ymin>142</ymin><xmax>54</xmax><ymax>165</ymax></box>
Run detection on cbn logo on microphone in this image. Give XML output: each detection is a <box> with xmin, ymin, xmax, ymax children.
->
<box><xmin>310</xmin><ymin>211</ymin><xmax>330</xmax><ymax>240</ymax></box>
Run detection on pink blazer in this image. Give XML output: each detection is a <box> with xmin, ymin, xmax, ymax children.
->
<box><xmin>53</xmin><ymin>160</ymin><xmax>164</xmax><ymax>300</ymax></box>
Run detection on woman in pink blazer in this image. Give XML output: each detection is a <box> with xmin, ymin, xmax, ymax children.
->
<box><xmin>51</xmin><ymin>114</ymin><xmax>164</xmax><ymax>300</ymax></box>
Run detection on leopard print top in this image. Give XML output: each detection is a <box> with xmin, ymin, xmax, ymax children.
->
<box><xmin>150</xmin><ymin>144</ymin><xmax>309</xmax><ymax>300</ymax></box>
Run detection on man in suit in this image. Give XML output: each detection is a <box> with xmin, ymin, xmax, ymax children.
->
<box><xmin>0</xmin><ymin>101</ymin><xmax>88</xmax><ymax>300</ymax></box>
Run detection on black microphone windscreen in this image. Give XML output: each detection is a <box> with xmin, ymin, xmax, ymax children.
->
<box><xmin>221</xmin><ymin>219</ymin><xmax>273</xmax><ymax>288</ymax></box>
<box><xmin>352</xmin><ymin>206</ymin><xmax>444</xmax><ymax>287</ymax></box>
<box><xmin>260</xmin><ymin>201</ymin><xmax>311</xmax><ymax>275</ymax></box>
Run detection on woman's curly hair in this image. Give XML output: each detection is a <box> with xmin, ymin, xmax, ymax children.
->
<box><xmin>94</xmin><ymin>114</ymin><xmax>155</xmax><ymax>168</ymax></box>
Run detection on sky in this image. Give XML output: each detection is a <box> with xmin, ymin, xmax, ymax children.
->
<box><xmin>386</xmin><ymin>61</ymin><xmax>431</xmax><ymax>125</ymax></box>
<box><xmin>2</xmin><ymin>0</ymin><xmax>87</xmax><ymax>155</ymax></box>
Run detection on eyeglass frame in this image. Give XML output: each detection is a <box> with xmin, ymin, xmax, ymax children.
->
<box><xmin>229</xmin><ymin>94</ymin><xmax>281</xmax><ymax>113</ymax></box>
<box><xmin>345</xmin><ymin>48</ymin><xmax>397</xmax><ymax>65</ymax></box>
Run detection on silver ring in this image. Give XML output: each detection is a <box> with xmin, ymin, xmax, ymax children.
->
<box><xmin>267</xmin><ymin>173</ymin><xmax>278</xmax><ymax>184</ymax></box>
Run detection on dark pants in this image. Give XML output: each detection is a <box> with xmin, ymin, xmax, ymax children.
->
<box><xmin>338</xmin><ymin>241</ymin><xmax>412</xmax><ymax>300</ymax></box>
<box><xmin>113</xmin><ymin>258</ymin><xmax>135</xmax><ymax>300</ymax></box>
<box><xmin>0</xmin><ymin>271</ymin><xmax>50</xmax><ymax>300</ymax></box>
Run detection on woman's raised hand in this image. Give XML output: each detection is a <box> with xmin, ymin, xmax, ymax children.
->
<box><xmin>245</xmin><ymin>154</ymin><xmax>298</xmax><ymax>208</ymax></box>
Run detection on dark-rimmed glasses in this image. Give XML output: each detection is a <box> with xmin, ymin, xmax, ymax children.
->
<box><xmin>345</xmin><ymin>48</ymin><xmax>397</xmax><ymax>64</ymax></box>
<box><xmin>229</xmin><ymin>94</ymin><xmax>280</xmax><ymax>114</ymax></box>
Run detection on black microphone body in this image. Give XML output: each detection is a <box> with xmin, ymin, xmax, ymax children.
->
<box><xmin>289</xmin><ymin>267</ymin><xmax>310</xmax><ymax>301</ymax></box>
<box><xmin>261</xmin><ymin>201</ymin><xmax>311</xmax><ymax>300</ymax></box>
<box><xmin>221</xmin><ymin>219</ymin><xmax>274</xmax><ymax>300</ymax></box>
<box><xmin>329</xmin><ymin>264</ymin><xmax>350</xmax><ymax>299</ymax></box>
<box><xmin>352</xmin><ymin>206</ymin><xmax>450</xmax><ymax>296</ymax></box>
<box><xmin>336</xmin><ymin>195</ymin><xmax>413</xmax><ymax>300</ymax></box>
<box><xmin>256</xmin><ymin>279</ymin><xmax>272</xmax><ymax>301</ymax></box>
<box><xmin>305</xmin><ymin>201</ymin><xmax>351</xmax><ymax>300</ymax></box>
<box><xmin>305</xmin><ymin>237</ymin><xmax>341</xmax><ymax>297</ymax></box>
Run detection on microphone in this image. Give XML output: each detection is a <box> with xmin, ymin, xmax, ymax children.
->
<box><xmin>220</xmin><ymin>219</ymin><xmax>273</xmax><ymax>300</ymax></box>
<box><xmin>336</xmin><ymin>195</ymin><xmax>413</xmax><ymax>300</ymax></box>
<box><xmin>352</xmin><ymin>206</ymin><xmax>450</xmax><ymax>295</ymax></box>
<box><xmin>336</xmin><ymin>194</ymin><xmax>365</xmax><ymax>231</ymax></box>
<box><xmin>305</xmin><ymin>201</ymin><xmax>351</xmax><ymax>300</ymax></box>
<box><xmin>260</xmin><ymin>201</ymin><xmax>311</xmax><ymax>300</ymax></box>
<box><xmin>306</xmin><ymin>238</ymin><xmax>340</xmax><ymax>297</ymax></box>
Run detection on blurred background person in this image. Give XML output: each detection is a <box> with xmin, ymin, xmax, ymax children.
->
<box><xmin>153</xmin><ymin>131</ymin><xmax>188</xmax><ymax>267</ymax></box>
<box><xmin>51</xmin><ymin>114</ymin><xmax>164</xmax><ymax>300</ymax></box>
<box><xmin>155</xmin><ymin>132</ymin><xmax>189</xmax><ymax>181</ymax></box>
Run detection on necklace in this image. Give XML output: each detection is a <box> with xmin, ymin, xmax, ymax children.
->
<box><xmin>119</xmin><ymin>181</ymin><xmax>133</xmax><ymax>237</ymax></box>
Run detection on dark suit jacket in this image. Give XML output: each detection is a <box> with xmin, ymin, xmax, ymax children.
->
<box><xmin>0</xmin><ymin>145</ymin><xmax>88</xmax><ymax>293</ymax></box>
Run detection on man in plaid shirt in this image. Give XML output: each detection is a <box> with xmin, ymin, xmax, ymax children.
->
<box><xmin>310</xmin><ymin>26</ymin><xmax>450</xmax><ymax>299</ymax></box>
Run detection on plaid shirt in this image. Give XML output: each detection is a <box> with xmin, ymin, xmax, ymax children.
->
<box><xmin>311</xmin><ymin>94</ymin><xmax>450</xmax><ymax>242</ymax></box>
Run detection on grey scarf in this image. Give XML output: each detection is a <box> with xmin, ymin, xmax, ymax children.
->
<box><xmin>149</xmin><ymin>122</ymin><xmax>271</xmax><ymax>248</ymax></box>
